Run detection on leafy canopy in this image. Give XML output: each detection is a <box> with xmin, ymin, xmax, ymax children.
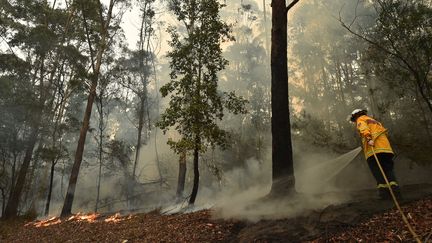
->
<box><xmin>157</xmin><ymin>0</ymin><xmax>246</xmax><ymax>153</ymax></box>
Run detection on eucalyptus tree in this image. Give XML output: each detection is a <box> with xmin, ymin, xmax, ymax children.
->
<box><xmin>61</xmin><ymin>0</ymin><xmax>130</xmax><ymax>217</ymax></box>
<box><xmin>158</xmin><ymin>0</ymin><xmax>246</xmax><ymax>205</ymax></box>
<box><xmin>270</xmin><ymin>0</ymin><xmax>300</xmax><ymax>195</ymax></box>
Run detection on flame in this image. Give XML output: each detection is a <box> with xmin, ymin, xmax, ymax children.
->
<box><xmin>104</xmin><ymin>213</ymin><xmax>123</xmax><ymax>223</ymax></box>
<box><xmin>104</xmin><ymin>213</ymin><xmax>134</xmax><ymax>223</ymax></box>
<box><xmin>24</xmin><ymin>212</ymin><xmax>131</xmax><ymax>227</ymax></box>
<box><xmin>25</xmin><ymin>216</ymin><xmax>62</xmax><ymax>228</ymax></box>
<box><xmin>67</xmin><ymin>212</ymin><xmax>100</xmax><ymax>222</ymax></box>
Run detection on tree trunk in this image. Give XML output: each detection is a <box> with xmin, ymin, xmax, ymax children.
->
<box><xmin>95</xmin><ymin>143</ymin><xmax>103</xmax><ymax>212</ymax></box>
<box><xmin>95</xmin><ymin>91</ymin><xmax>105</xmax><ymax>212</ymax></box>
<box><xmin>3</xmin><ymin>125</ymin><xmax>39</xmax><ymax>219</ymax></box>
<box><xmin>44</xmin><ymin>160</ymin><xmax>55</xmax><ymax>216</ymax></box>
<box><xmin>189</xmin><ymin>136</ymin><xmax>200</xmax><ymax>205</ymax></box>
<box><xmin>176</xmin><ymin>151</ymin><xmax>187</xmax><ymax>201</ymax></box>
<box><xmin>270</xmin><ymin>0</ymin><xmax>296</xmax><ymax>195</ymax></box>
<box><xmin>1</xmin><ymin>188</ymin><xmax>5</xmax><ymax>216</ymax></box>
<box><xmin>60</xmin><ymin>0</ymin><xmax>115</xmax><ymax>217</ymax></box>
<box><xmin>11</xmin><ymin>154</ymin><xmax>17</xmax><ymax>193</ymax></box>
<box><xmin>133</xmin><ymin>97</ymin><xmax>145</xmax><ymax>179</ymax></box>
<box><xmin>61</xmin><ymin>79</ymin><xmax>97</xmax><ymax>217</ymax></box>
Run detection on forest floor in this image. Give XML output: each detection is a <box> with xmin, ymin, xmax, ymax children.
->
<box><xmin>1</xmin><ymin>184</ymin><xmax>432</xmax><ymax>243</ymax></box>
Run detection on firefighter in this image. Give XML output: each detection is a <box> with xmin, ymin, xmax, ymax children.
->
<box><xmin>350</xmin><ymin>109</ymin><xmax>401</xmax><ymax>200</ymax></box>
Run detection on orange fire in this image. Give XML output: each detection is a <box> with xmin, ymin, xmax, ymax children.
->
<box><xmin>25</xmin><ymin>212</ymin><xmax>131</xmax><ymax>227</ymax></box>
<box><xmin>26</xmin><ymin>216</ymin><xmax>62</xmax><ymax>228</ymax></box>
<box><xmin>67</xmin><ymin>212</ymin><xmax>100</xmax><ymax>222</ymax></box>
<box><xmin>104</xmin><ymin>212</ymin><xmax>122</xmax><ymax>223</ymax></box>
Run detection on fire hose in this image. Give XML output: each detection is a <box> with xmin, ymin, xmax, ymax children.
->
<box><xmin>371</xmin><ymin>146</ymin><xmax>422</xmax><ymax>243</ymax></box>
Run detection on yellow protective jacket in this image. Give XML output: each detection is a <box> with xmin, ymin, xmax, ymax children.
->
<box><xmin>356</xmin><ymin>115</ymin><xmax>394</xmax><ymax>158</ymax></box>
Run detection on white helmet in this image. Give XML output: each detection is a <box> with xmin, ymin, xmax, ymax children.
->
<box><xmin>349</xmin><ymin>109</ymin><xmax>367</xmax><ymax>122</ymax></box>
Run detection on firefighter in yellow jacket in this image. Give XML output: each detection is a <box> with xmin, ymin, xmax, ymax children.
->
<box><xmin>350</xmin><ymin>109</ymin><xmax>401</xmax><ymax>199</ymax></box>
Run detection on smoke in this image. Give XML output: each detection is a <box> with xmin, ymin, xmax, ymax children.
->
<box><xmin>25</xmin><ymin>0</ymin><xmax>432</xmax><ymax>222</ymax></box>
<box><xmin>295</xmin><ymin>147</ymin><xmax>362</xmax><ymax>193</ymax></box>
<box><xmin>211</xmin><ymin>144</ymin><xmax>363</xmax><ymax>221</ymax></box>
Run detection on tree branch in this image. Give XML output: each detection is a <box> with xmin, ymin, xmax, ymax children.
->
<box><xmin>286</xmin><ymin>0</ymin><xmax>300</xmax><ymax>14</ymax></box>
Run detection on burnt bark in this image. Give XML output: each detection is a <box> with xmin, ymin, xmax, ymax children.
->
<box><xmin>269</xmin><ymin>0</ymin><xmax>298</xmax><ymax>195</ymax></box>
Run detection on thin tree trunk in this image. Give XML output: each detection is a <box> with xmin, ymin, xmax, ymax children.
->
<box><xmin>269</xmin><ymin>0</ymin><xmax>297</xmax><ymax>195</ymax></box>
<box><xmin>44</xmin><ymin>160</ymin><xmax>55</xmax><ymax>216</ymax></box>
<box><xmin>189</xmin><ymin>136</ymin><xmax>200</xmax><ymax>205</ymax></box>
<box><xmin>1</xmin><ymin>188</ymin><xmax>5</xmax><ymax>216</ymax></box>
<box><xmin>133</xmin><ymin>97</ymin><xmax>145</xmax><ymax>179</ymax></box>
<box><xmin>133</xmin><ymin>0</ymin><xmax>151</xmax><ymax>181</ymax></box>
<box><xmin>10</xmin><ymin>154</ymin><xmax>17</xmax><ymax>193</ymax></box>
<box><xmin>95</xmin><ymin>144</ymin><xmax>102</xmax><ymax>212</ymax></box>
<box><xmin>95</xmin><ymin>91</ymin><xmax>104</xmax><ymax>212</ymax></box>
<box><xmin>176</xmin><ymin>151</ymin><xmax>187</xmax><ymax>201</ymax></box>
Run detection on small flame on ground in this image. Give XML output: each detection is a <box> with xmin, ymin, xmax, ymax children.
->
<box><xmin>25</xmin><ymin>212</ymin><xmax>132</xmax><ymax>227</ymax></box>
<box><xmin>104</xmin><ymin>213</ymin><xmax>134</xmax><ymax>223</ymax></box>
<box><xmin>104</xmin><ymin>213</ymin><xmax>123</xmax><ymax>223</ymax></box>
<box><xmin>25</xmin><ymin>216</ymin><xmax>61</xmax><ymax>228</ymax></box>
<box><xmin>67</xmin><ymin>212</ymin><xmax>100</xmax><ymax>222</ymax></box>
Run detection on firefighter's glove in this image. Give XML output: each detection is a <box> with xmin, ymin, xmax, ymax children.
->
<box><xmin>367</xmin><ymin>139</ymin><xmax>375</xmax><ymax>147</ymax></box>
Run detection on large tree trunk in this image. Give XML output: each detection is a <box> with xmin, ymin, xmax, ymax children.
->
<box><xmin>176</xmin><ymin>151</ymin><xmax>187</xmax><ymax>201</ymax></box>
<box><xmin>269</xmin><ymin>0</ymin><xmax>297</xmax><ymax>195</ymax></box>
<box><xmin>189</xmin><ymin>136</ymin><xmax>200</xmax><ymax>205</ymax></box>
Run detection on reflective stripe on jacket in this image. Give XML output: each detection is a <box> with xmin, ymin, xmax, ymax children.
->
<box><xmin>356</xmin><ymin>115</ymin><xmax>394</xmax><ymax>158</ymax></box>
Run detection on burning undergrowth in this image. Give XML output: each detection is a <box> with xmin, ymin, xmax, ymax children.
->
<box><xmin>25</xmin><ymin>212</ymin><xmax>133</xmax><ymax>228</ymax></box>
<box><xmin>2</xmin><ymin>192</ymin><xmax>432</xmax><ymax>243</ymax></box>
<box><xmin>2</xmin><ymin>210</ymin><xmax>239</xmax><ymax>243</ymax></box>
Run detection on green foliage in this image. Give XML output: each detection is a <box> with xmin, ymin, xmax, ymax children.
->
<box><xmin>158</xmin><ymin>0</ymin><xmax>246</xmax><ymax>153</ymax></box>
<box><xmin>365</xmin><ymin>0</ymin><xmax>432</xmax><ymax>99</ymax></box>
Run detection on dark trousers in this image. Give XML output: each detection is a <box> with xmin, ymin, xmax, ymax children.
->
<box><xmin>366</xmin><ymin>153</ymin><xmax>398</xmax><ymax>186</ymax></box>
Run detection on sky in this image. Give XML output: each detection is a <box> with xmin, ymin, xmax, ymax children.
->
<box><xmin>0</xmin><ymin>0</ymin><xmax>270</xmax><ymax>57</ymax></box>
<box><xmin>120</xmin><ymin>0</ymin><xmax>268</xmax><ymax>54</ymax></box>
